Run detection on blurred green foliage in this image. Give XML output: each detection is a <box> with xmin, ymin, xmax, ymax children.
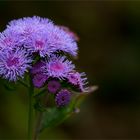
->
<box><xmin>0</xmin><ymin>1</ymin><xmax>140</xmax><ymax>139</ymax></box>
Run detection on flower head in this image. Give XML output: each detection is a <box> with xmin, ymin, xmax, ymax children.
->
<box><xmin>6</xmin><ymin>16</ymin><xmax>53</xmax><ymax>41</ymax></box>
<box><xmin>0</xmin><ymin>31</ymin><xmax>23</xmax><ymax>51</ymax></box>
<box><xmin>24</xmin><ymin>23</ymin><xmax>78</xmax><ymax>57</ymax></box>
<box><xmin>47</xmin><ymin>80</ymin><xmax>61</xmax><ymax>94</ymax></box>
<box><xmin>68</xmin><ymin>71</ymin><xmax>89</xmax><ymax>92</ymax></box>
<box><xmin>43</xmin><ymin>55</ymin><xmax>75</xmax><ymax>79</ymax></box>
<box><xmin>55</xmin><ymin>89</ymin><xmax>71</xmax><ymax>107</ymax></box>
<box><xmin>44</xmin><ymin>25</ymin><xmax>78</xmax><ymax>57</ymax></box>
<box><xmin>24</xmin><ymin>33</ymin><xmax>49</xmax><ymax>57</ymax></box>
<box><xmin>4</xmin><ymin>16</ymin><xmax>78</xmax><ymax>57</ymax></box>
<box><xmin>0</xmin><ymin>48</ymin><xmax>32</xmax><ymax>81</ymax></box>
<box><xmin>30</xmin><ymin>61</ymin><xmax>45</xmax><ymax>75</ymax></box>
<box><xmin>32</xmin><ymin>73</ymin><xmax>48</xmax><ymax>88</ymax></box>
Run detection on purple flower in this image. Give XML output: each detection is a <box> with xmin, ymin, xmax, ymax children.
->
<box><xmin>55</xmin><ymin>89</ymin><xmax>71</xmax><ymax>107</ymax></box>
<box><xmin>43</xmin><ymin>25</ymin><xmax>78</xmax><ymax>57</ymax></box>
<box><xmin>30</xmin><ymin>61</ymin><xmax>45</xmax><ymax>75</ymax></box>
<box><xmin>47</xmin><ymin>80</ymin><xmax>61</xmax><ymax>94</ymax></box>
<box><xmin>0</xmin><ymin>33</ymin><xmax>13</xmax><ymax>50</ymax></box>
<box><xmin>0</xmin><ymin>31</ymin><xmax>23</xmax><ymax>51</ymax></box>
<box><xmin>32</xmin><ymin>73</ymin><xmax>48</xmax><ymax>88</ymax></box>
<box><xmin>23</xmin><ymin>22</ymin><xmax>78</xmax><ymax>57</ymax></box>
<box><xmin>68</xmin><ymin>71</ymin><xmax>89</xmax><ymax>92</ymax></box>
<box><xmin>24</xmin><ymin>32</ymin><xmax>50</xmax><ymax>57</ymax></box>
<box><xmin>5</xmin><ymin>16</ymin><xmax>78</xmax><ymax>57</ymax></box>
<box><xmin>6</xmin><ymin>16</ymin><xmax>53</xmax><ymax>41</ymax></box>
<box><xmin>43</xmin><ymin>55</ymin><xmax>75</xmax><ymax>79</ymax></box>
<box><xmin>0</xmin><ymin>48</ymin><xmax>32</xmax><ymax>81</ymax></box>
<box><xmin>4</xmin><ymin>16</ymin><xmax>53</xmax><ymax>55</ymax></box>
<box><xmin>67</xmin><ymin>72</ymin><xmax>79</xmax><ymax>85</ymax></box>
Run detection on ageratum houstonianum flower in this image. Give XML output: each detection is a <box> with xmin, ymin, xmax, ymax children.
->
<box><xmin>5</xmin><ymin>16</ymin><xmax>53</xmax><ymax>40</ymax></box>
<box><xmin>5</xmin><ymin>16</ymin><xmax>78</xmax><ymax>57</ymax></box>
<box><xmin>43</xmin><ymin>55</ymin><xmax>75</xmax><ymax>79</ymax></box>
<box><xmin>47</xmin><ymin>80</ymin><xmax>61</xmax><ymax>94</ymax></box>
<box><xmin>32</xmin><ymin>73</ymin><xmax>48</xmax><ymax>88</ymax></box>
<box><xmin>0</xmin><ymin>31</ymin><xmax>23</xmax><ymax>51</ymax></box>
<box><xmin>55</xmin><ymin>89</ymin><xmax>71</xmax><ymax>107</ymax></box>
<box><xmin>67</xmin><ymin>71</ymin><xmax>89</xmax><ymax>92</ymax></box>
<box><xmin>24</xmin><ymin>25</ymin><xmax>78</xmax><ymax>57</ymax></box>
<box><xmin>42</xmin><ymin>24</ymin><xmax>78</xmax><ymax>57</ymax></box>
<box><xmin>0</xmin><ymin>48</ymin><xmax>32</xmax><ymax>81</ymax></box>
<box><xmin>0</xmin><ymin>16</ymin><xmax>93</xmax><ymax>109</ymax></box>
<box><xmin>30</xmin><ymin>61</ymin><xmax>45</xmax><ymax>75</ymax></box>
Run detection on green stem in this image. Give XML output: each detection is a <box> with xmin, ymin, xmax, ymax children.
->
<box><xmin>33</xmin><ymin>112</ymin><xmax>43</xmax><ymax>140</ymax></box>
<box><xmin>33</xmin><ymin>92</ymin><xmax>49</xmax><ymax>140</ymax></box>
<box><xmin>28</xmin><ymin>76</ymin><xmax>34</xmax><ymax>140</ymax></box>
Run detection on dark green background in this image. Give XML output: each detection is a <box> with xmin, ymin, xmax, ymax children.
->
<box><xmin>0</xmin><ymin>1</ymin><xmax>140</xmax><ymax>139</ymax></box>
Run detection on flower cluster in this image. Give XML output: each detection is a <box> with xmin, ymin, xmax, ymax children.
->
<box><xmin>0</xmin><ymin>16</ymin><xmax>89</xmax><ymax>107</ymax></box>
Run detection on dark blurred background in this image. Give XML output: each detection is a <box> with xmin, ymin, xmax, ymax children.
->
<box><xmin>0</xmin><ymin>1</ymin><xmax>140</xmax><ymax>139</ymax></box>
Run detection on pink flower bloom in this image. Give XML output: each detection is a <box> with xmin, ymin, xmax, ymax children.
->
<box><xmin>47</xmin><ymin>80</ymin><xmax>61</xmax><ymax>94</ymax></box>
<box><xmin>68</xmin><ymin>71</ymin><xmax>89</xmax><ymax>92</ymax></box>
<box><xmin>32</xmin><ymin>73</ymin><xmax>48</xmax><ymax>88</ymax></box>
<box><xmin>43</xmin><ymin>55</ymin><xmax>75</xmax><ymax>79</ymax></box>
<box><xmin>55</xmin><ymin>89</ymin><xmax>71</xmax><ymax>107</ymax></box>
<box><xmin>0</xmin><ymin>48</ymin><xmax>32</xmax><ymax>81</ymax></box>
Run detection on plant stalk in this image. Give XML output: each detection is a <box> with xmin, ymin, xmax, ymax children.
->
<box><xmin>28</xmin><ymin>76</ymin><xmax>34</xmax><ymax>140</ymax></box>
<box><xmin>33</xmin><ymin>92</ymin><xmax>49</xmax><ymax>140</ymax></box>
<box><xmin>33</xmin><ymin>112</ymin><xmax>43</xmax><ymax>140</ymax></box>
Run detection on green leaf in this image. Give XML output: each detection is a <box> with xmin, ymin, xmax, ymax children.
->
<box><xmin>34</xmin><ymin>100</ymin><xmax>47</xmax><ymax>112</ymax></box>
<box><xmin>40</xmin><ymin>106</ymin><xmax>72</xmax><ymax>132</ymax></box>
<box><xmin>39</xmin><ymin>93</ymin><xmax>88</xmax><ymax>132</ymax></box>
<box><xmin>39</xmin><ymin>86</ymin><xmax>98</xmax><ymax>132</ymax></box>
